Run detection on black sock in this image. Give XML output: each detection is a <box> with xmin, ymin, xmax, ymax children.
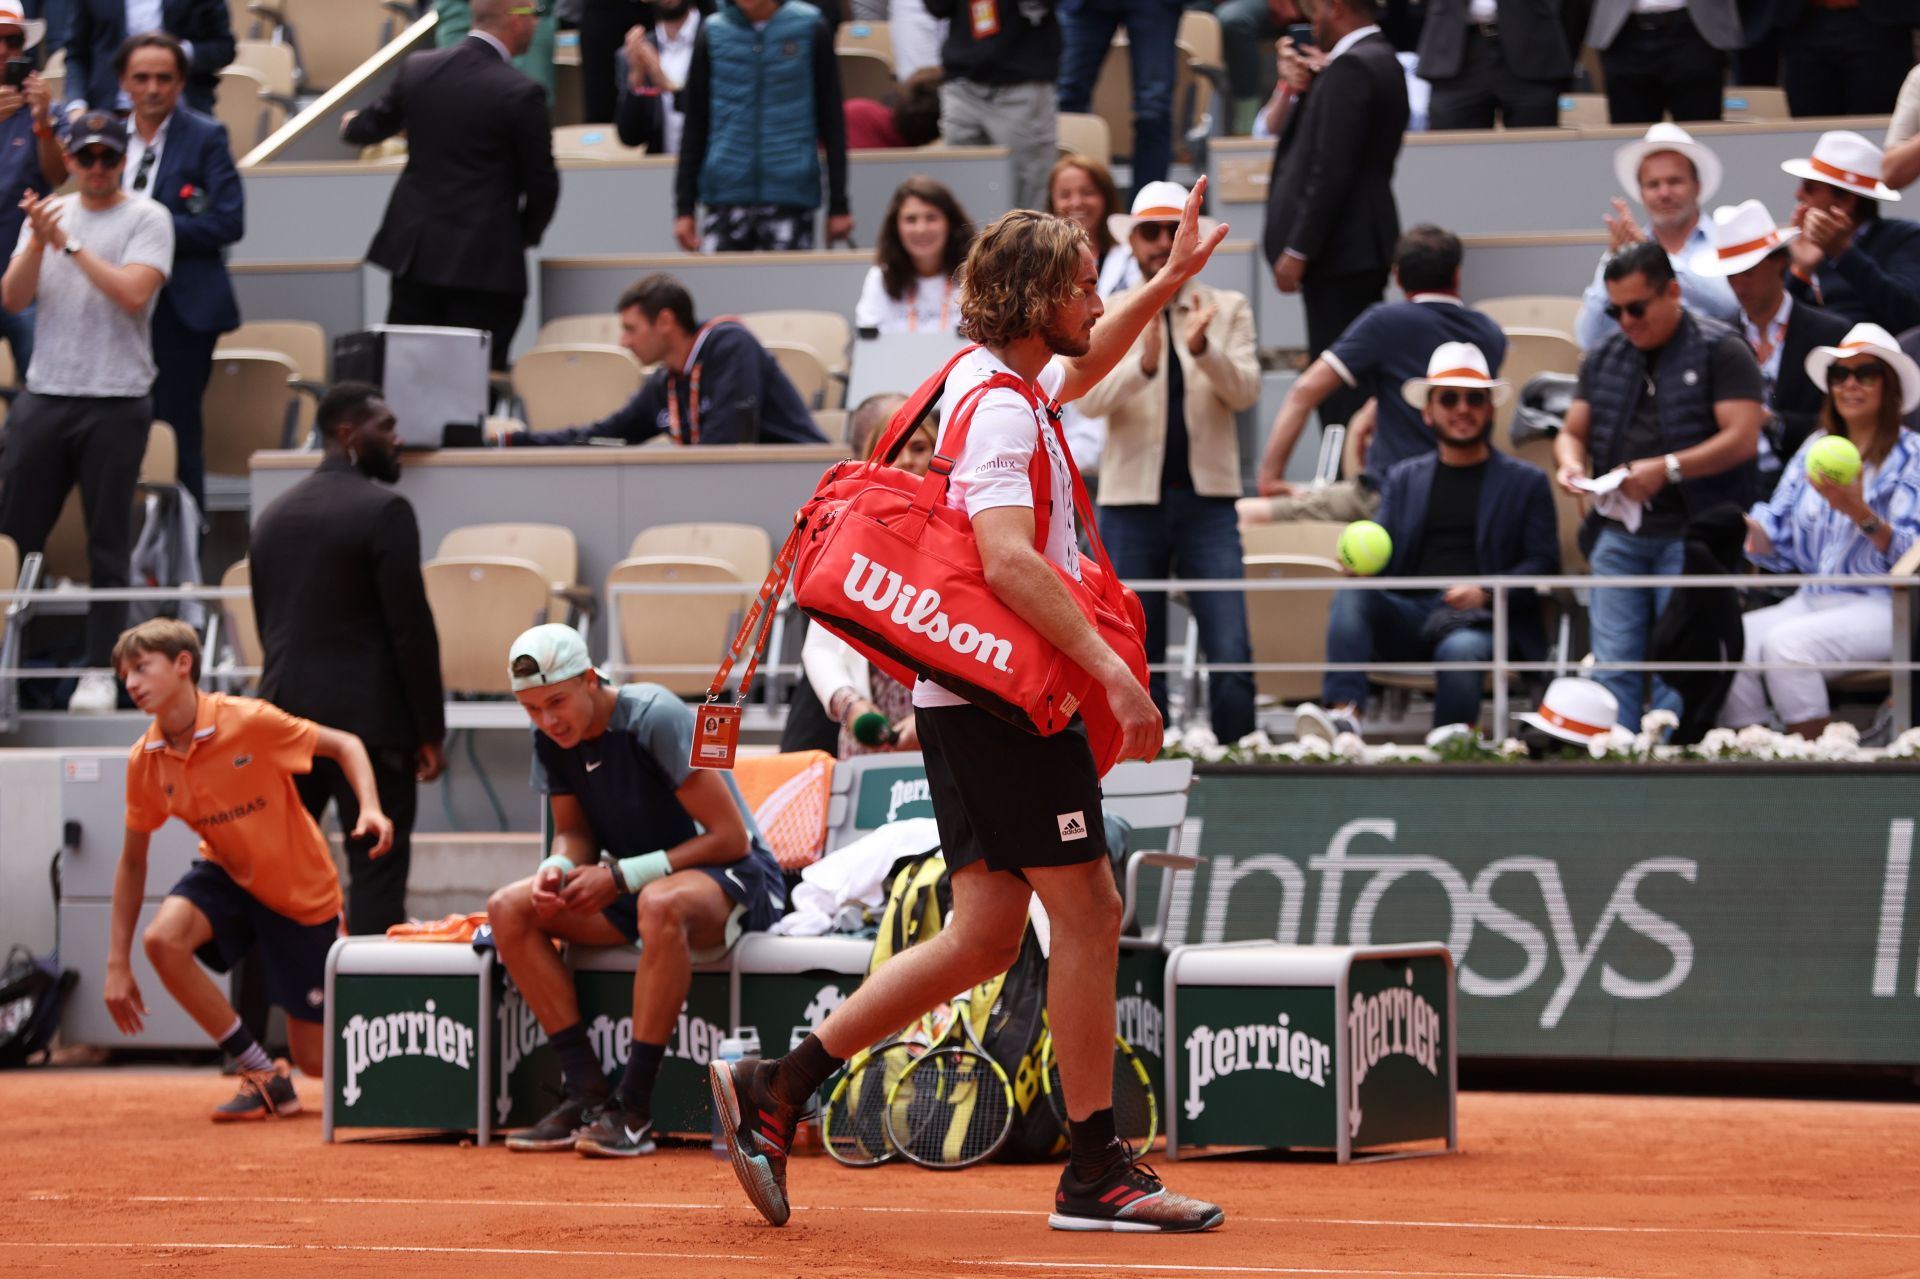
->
<box><xmin>618</xmin><ymin>1041</ymin><xmax>665</xmax><ymax>1114</ymax></box>
<box><xmin>1069</xmin><ymin>1107</ymin><xmax>1121</xmax><ymax>1182</ymax></box>
<box><xmin>769</xmin><ymin>1033</ymin><xmax>843</xmax><ymax>1108</ymax></box>
<box><xmin>548</xmin><ymin>1023</ymin><xmax>608</xmax><ymax>1099</ymax></box>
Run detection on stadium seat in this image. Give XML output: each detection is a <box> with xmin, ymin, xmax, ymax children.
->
<box><xmin>813</xmin><ymin>408</ymin><xmax>850</xmax><ymax>443</ymax></box>
<box><xmin>1493</xmin><ymin>328</ymin><xmax>1581</xmax><ymax>453</ymax></box>
<box><xmin>436</xmin><ymin>523</ymin><xmax>594</xmax><ymax>624</ymax></box>
<box><xmin>1092</xmin><ymin>37</ymin><xmax>1134</xmax><ymax>160</ymax></box>
<box><xmin>229</xmin><ymin>39</ymin><xmax>298</xmax><ymax>108</ymax></box>
<box><xmin>422</xmin><ymin>556</ymin><xmax>556</xmax><ymax>695</ymax></box>
<box><xmin>737</xmin><ymin>311</ymin><xmax>851</xmax><ymax>381</ymax></box>
<box><xmin>201</xmin><ymin>350</ymin><xmax>300</xmax><ymax>480</ymax></box>
<box><xmin>1514</xmin><ymin>435</ymin><xmax>1588</xmax><ymax>574</ymax></box>
<box><xmin>1475</xmin><ymin>296</ymin><xmax>1582</xmax><ymax>345</ymax></box>
<box><xmin>536</xmin><ymin>313</ymin><xmax>624</xmax><ymax>347</ymax></box>
<box><xmin>764</xmin><ymin>340</ymin><xmax>832</xmax><ymax>410</ymax></box>
<box><xmin>604</xmin><ymin>555</ymin><xmax>751</xmax><ymax>696</ymax></box>
<box><xmin>216</xmin><ymin>558</ymin><xmax>262</xmax><ymax>689</ymax></box>
<box><xmin>837</xmin><ymin>48</ymin><xmax>896</xmax><ymax>104</ymax></box>
<box><xmin>629</xmin><ymin>522</ymin><xmax>772</xmax><ymax>583</ymax></box>
<box><xmin>228</xmin><ymin>0</ymin><xmax>266</xmax><ymax>39</ymax></box>
<box><xmin>41</xmin><ymin>423</ymin><xmax>178</xmax><ymax>584</ymax></box>
<box><xmin>246</xmin><ymin>0</ymin><xmax>410</xmax><ymax>93</ymax></box>
<box><xmin>217</xmin><ymin>320</ymin><xmax>327</xmax><ymax>443</ymax></box>
<box><xmin>1244</xmin><ymin>554</ymin><xmax>1342</xmax><ymax>706</ymax></box>
<box><xmin>1557</xmin><ymin>93</ymin><xmax>1607</xmax><ymax>128</ymax></box>
<box><xmin>1723</xmin><ymin>86</ymin><xmax>1789</xmax><ymax>123</ymax></box>
<box><xmin>0</xmin><ymin>534</ymin><xmax>17</xmax><ymax>595</ymax></box>
<box><xmin>1177</xmin><ymin>9</ymin><xmax>1226</xmax><ymax>93</ymax></box>
<box><xmin>551</xmin><ymin>123</ymin><xmax>645</xmax><ymax>161</ymax></box>
<box><xmin>41</xmin><ymin>48</ymin><xmax>63</xmax><ymax>102</ymax></box>
<box><xmin>510</xmin><ymin>344</ymin><xmax>645</xmax><ymax>434</ymax></box>
<box><xmin>834</xmin><ymin>19</ymin><xmax>893</xmax><ymax>66</ymax></box>
<box><xmin>1056</xmin><ymin>112</ymin><xmax>1112</xmax><ymax>168</ymax></box>
<box><xmin>214</xmin><ymin>66</ymin><xmax>282</xmax><ymax>157</ymax></box>
<box><xmin>1240</xmin><ymin>519</ymin><xmax>1344</xmax><ymax>561</ymax></box>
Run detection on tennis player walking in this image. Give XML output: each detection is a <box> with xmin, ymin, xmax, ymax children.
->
<box><xmin>713</xmin><ymin>181</ymin><xmax>1228</xmax><ymax>1233</ymax></box>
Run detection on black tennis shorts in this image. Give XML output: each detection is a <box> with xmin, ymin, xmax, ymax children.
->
<box><xmin>169</xmin><ymin>860</ymin><xmax>340</xmax><ymax>1024</ymax></box>
<box><xmin>914</xmin><ymin>701</ymin><xmax>1110</xmax><ymax>877</ymax></box>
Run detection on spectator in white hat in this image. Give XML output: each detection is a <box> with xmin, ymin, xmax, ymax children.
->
<box><xmin>1574</xmin><ymin>124</ymin><xmax>1739</xmax><ymax>352</ymax></box>
<box><xmin>1724</xmin><ymin>323</ymin><xmax>1920</xmax><ymax>736</ymax></box>
<box><xmin>1076</xmin><ymin>180</ymin><xmax>1261</xmax><ymax>742</ymax></box>
<box><xmin>1295</xmin><ymin>342</ymin><xmax>1558</xmax><ymax>742</ymax></box>
<box><xmin>1783</xmin><ymin>131</ymin><xmax>1920</xmax><ymax>335</ymax></box>
<box><xmin>1688</xmin><ymin>199</ymin><xmax>1851</xmax><ymax>478</ymax></box>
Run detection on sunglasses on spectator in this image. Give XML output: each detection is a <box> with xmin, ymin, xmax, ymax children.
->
<box><xmin>1133</xmin><ymin>221</ymin><xmax>1176</xmax><ymax>242</ymax></box>
<box><xmin>1828</xmin><ymin>364</ymin><xmax>1883</xmax><ymax>387</ymax></box>
<box><xmin>0</xmin><ymin>32</ymin><xmax>25</xmax><ymax>50</ymax></box>
<box><xmin>1433</xmin><ymin>389</ymin><xmax>1490</xmax><ymax>409</ymax></box>
<box><xmin>71</xmin><ymin>148</ymin><xmax>122</xmax><ymax>169</ymax></box>
<box><xmin>1603</xmin><ymin>296</ymin><xmax>1660</xmax><ymax>322</ymax></box>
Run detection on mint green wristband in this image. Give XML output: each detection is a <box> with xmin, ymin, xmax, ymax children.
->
<box><xmin>612</xmin><ymin>850</ymin><xmax>672</xmax><ymax>893</ymax></box>
<box><xmin>537</xmin><ymin>854</ymin><xmax>574</xmax><ymax>883</ymax></box>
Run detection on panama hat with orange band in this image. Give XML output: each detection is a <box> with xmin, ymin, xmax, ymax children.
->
<box><xmin>1400</xmin><ymin>341</ymin><xmax>1512</xmax><ymax>409</ymax></box>
<box><xmin>1517</xmin><ymin>677</ymin><xmax>1620</xmax><ymax>746</ymax></box>
<box><xmin>1107</xmin><ymin>180</ymin><xmax>1217</xmax><ymax>243</ymax></box>
<box><xmin>1781</xmin><ymin>131</ymin><xmax>1901</xmax><ymax>204</ymax></box>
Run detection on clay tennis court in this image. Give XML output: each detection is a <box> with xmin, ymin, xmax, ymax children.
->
<box><xmin>5</xmin><ymin>1070</ymin><xmax>1917</xmax><ymax>1278</ymax></box>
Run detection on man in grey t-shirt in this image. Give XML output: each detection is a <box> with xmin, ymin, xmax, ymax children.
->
<box><xmin>0</xmin><ymin>111</ymin><xmax>173</xmax><ymax>713</ymax></box>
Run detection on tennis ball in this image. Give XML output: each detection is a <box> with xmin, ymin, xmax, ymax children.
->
<box><xmin>1338</xmin><ymin>520</ymin><xmax>1393</xmax><ymax>575</ymax></box>
<box><xmin>1807</xmin><ymin>435</ymin><xmax>1862</xmax><ymax>487</ymax></box>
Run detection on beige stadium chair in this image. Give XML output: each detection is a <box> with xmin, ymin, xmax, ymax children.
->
<box><xmin>1177</xmin><ymin>9</ymin><xmax>1225</xmax><ymax>82</ymax></box>
<box><xmin>1723</xmin><ymin>86</ymin><xmax>1789</xmax><ymax>123</ymax></box>
<box><xmin>1056</xmin><ymin>112</ymin><xmax>1112</xmax><ymax>168</ymax></box>
<box><xmin>1494</xmin><ymin>328</ymin><xmax>1581</xmax><ymax>456</ymax></box>
<box><xmin>231</xmin><ymin>39</ymin><xmax>298</xmax><ymax>102</ymax></box>
<box><xmin>436</xmin><ymin>523</ymin><xmax>594</xmax><ymax>622</ymax></box>
<box><xmin>1474</xmin><ymin>296</ymin><xmax>1582</xmax><ymax>344</ymax></box>
<box><xmin>1245</xmin><ymin>554</ymin><xmax>1342</xmax><ymax>705</ymax></box>
<box><xmin>42</xmin><ymin>423</ymin><xmax>178</xmax><ymax>583</ymax></box>
<box><xmin>738</xmin><ymin>311</ymin><xmax>851</xmax><ymax>380</ymax></box>
<box><xmin>214</xmin><ymin>66</ymin><xmax>278</xmax><ymax>156</ymax></box>
<box><xmin>423</xmin><ymin>557</ymin><xmax>556</xmax><ymax>695</ymax></box>
<box><xmin>218</xmin><ymin>320</ymin><xmax>327</xmax><ymax>442</ymax></box>
<box><xmin>247</xmin><ymin>0</ymin><xmax>410</xmax><ymax>92</ymax></box>
<box><xmin>813</xmin><ymin>408</ymin><xmax>849</xmax><ymax>443</ymax></box>
<box><xmin>834</xmin><ymin>18</ymin><xmax>893</xmax><ymax>65</ymax></box>
<box><xmin>1558</xmin><ymin>93</ymin><xmax>1607</xmax><ymax>128</ymax></box>
<box><xmin>536</xmin><ymin>313</ymin><xmax>624</xmax><ymax>347</ymax></box>
<box><xmin>837</xmin><ymin>48</ymin><xmax>897</xmax><ymax>104</ymax></box>
<box><xmin>630</xmin><ymin>522</ymin><xmax>771</xmax><ymax>583</ymax></box>
<box><xmin>551</xmin><ymin>123</ymin><xmax>646</xmax><ymax>160</ymax></box>
<box><xmin>765</xmin><ymin>340</ymin><xmax>831</xmax><ymax>410</ymax></box>
<box><xmin>218</xmin><ymin>559</ymin><xmax>262</xmax><ymax>686</ymax></box>
<box><xmin>605</xmin><ymin>555</ymin><xmax>751</xmax><ymax>696</ymax></box>
<box><xmin>1240</xmin><ymin>519</ymin><xmax>1344</xmax><ymax>562</ymax></box>
<box><xmin>201</xmin><ymin>350</ymin><xmax>300</xmax><ymax>479</ymax></box>
<box><xmin>1514</xmin><ymin>436</ymin><xmax>1588</xmax><ymax>574</ymax></box>
<box><xmin>229</xmin><ymin>0</ymin><xmax>267</xmax><ymax>39</ymax></box>
<box><xmin>41</xmin><ymin>48</ymin><xmax>62</xmax><ymax>103</ymax></box>
<box><xmin>1093</xmin><ymin>38</ymin><xmax>1135</xmax><ymax>160</ymax></box>
<box><xmin>511</xmin><ymin>344</ymin><xmax>645</xmax><ymax>434</ymax></box>
<box><xmin>0</xmin><ymin>534</ymin><xmax>17</xmax><ymax>594</ymax></box>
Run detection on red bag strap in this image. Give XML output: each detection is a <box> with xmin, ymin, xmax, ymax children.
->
<box><xmin>1032</xmin><ymin>397</ymin><xmax>1128</xmax><ymax>611</ymax></box>
<box><xmin>869</xmin><ymin>343</ymin><xmax>982</xmax><ymax>466</ymax></box>
<box><xmin>701</xmin><ymin>520</ymin><xmax>803</xmax><ymax>711</ymax></box>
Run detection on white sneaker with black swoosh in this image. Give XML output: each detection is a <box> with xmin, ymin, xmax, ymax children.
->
<box><xmin>573</xmin><ymin>1098</ymin><xmax>656</xmax><ymax>1158</ymax></box>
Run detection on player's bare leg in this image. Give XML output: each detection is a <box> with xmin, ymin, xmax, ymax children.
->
<box><xmin>577</xmin><ymin>872</ymin><xmax>733</xmax><ymax>1158</ymax></box>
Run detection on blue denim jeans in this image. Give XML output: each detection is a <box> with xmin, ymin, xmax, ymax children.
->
<box><xmin>1099</xmin><ymin>491</ymin><xmax>1255</xmax><ymax>742</ymax></box>
<box><xmin>1323</xmin><ymin>589</ymin><xmax>1496</xmax><ymax>729</ymax></box>
<box><xmin>1056</xmin><ymin>0</ymin><xmax>1180</xmax><ymax>189</ymax></box>
<box><xmin>1586</xmin><ymin>525</ymin><xmax>1686</xmax><ymax>720</ymax></box>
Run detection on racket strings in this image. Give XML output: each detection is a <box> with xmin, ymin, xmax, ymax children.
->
<box><xmin>885</xmin><ymin>1047</ymin><xmax>1013</xmax><ymax>1169</ymax></box>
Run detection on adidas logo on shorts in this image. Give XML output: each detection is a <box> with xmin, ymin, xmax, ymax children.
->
<box><xmin>1057</xmin><ymin>811</ymin><xmax>1088</xmax><ymax>842</ymax></box>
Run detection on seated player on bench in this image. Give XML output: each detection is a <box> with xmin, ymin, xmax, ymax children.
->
<box><xmin>104</xmin><ymin>619</ymin><xmax>394</xmax><ymax>1120</ymax></box>
<box><xmin>489</xmin><ymin>624</ymin><xmax>786</xmax><ymax>1156</ymax></box>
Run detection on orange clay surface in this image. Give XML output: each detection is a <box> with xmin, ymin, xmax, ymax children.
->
<box><xmin>3</xmin><ymin>1068</ymin><xmax>1918</xmax><ymax>1278</ymax></box>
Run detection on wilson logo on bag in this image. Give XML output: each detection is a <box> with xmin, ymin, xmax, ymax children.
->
<box><xmin>692</xmin><ymin>345</ymin><xmax>1148</xmax><ymax>777</ymax></box>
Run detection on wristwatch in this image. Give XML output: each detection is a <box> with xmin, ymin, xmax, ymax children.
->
<box><xmin>1663</xmin><ymin>452</ymin><xmax>1683</xmax><ymax>486</ymax></box>
<box><xmin>61</xmin><ymin>239</ymin><xmax>80</xmax><ymax>257</ymax></box>
<box><xmin>1859</xmin><ymin>515</ymin><xmax>1884</xmax><ymax>537</ymax></box>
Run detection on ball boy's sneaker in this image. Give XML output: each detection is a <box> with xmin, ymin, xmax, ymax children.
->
<box><xmin>211</xmin><ymin>1059</ymin><xmax>301</xmax><ymax>1122</ymax></box>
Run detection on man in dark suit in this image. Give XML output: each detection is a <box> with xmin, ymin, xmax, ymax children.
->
<box><xmin>1583</xmin><ymin>0</ymin><xmax>1739</xmax><ymax>123</ymax></box>
<box><xmin>249</xmin><ymin>382</ymin><xmax>446</xmax><ymax>935</ymax></box>
<box><xmin>1765</xmin><ymin>0</ymin><xmax>1919</xmax><ymax>117</ymax></box>
<box><xmin>340</xmin><ymin>0</ymin><xmax>559</xmax><ymax>372</ymax></box>
<box><xmin>1262</xmin><ymin>0</ymin><xmax>1408</xmax><ymax>435</ymax></box>
<box><xmin>1784</xmin><ymin>131</ymin><xmax>1920</xmax><ymax>335</ymax></box>
<box><xmin>1415</xmin><ymin>0</ymin><xmax>1573</xmax><ymax>129</ymax></box>
<box><xmin>105</xmin><ymin>32</ymin><xmax>239</xmax><ymax>511</ymax></box>
<box><xmin>64</xmin><ymin>0</ymin><xmax>231</xmax><ymax>114</ymax></box>
<box><xmin>1689</xmin><ymin>199</ymin><xmax>1850</xmax><ymax>480</ymax></box>
<box><xmin>1296</xmin><ymin>342</ymin><xmax>1560</xmax><ymax>741</ymax></box>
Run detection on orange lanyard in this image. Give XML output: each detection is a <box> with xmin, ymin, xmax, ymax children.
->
<box><xmin>906</xmin><ymin>278</ymin><xmax>953</xmax><ymax>334</ymax></box>
<box><xmin>665</xmin><ymin>318</ymin><xmax>737</xmax><ymax>445</ymax></box>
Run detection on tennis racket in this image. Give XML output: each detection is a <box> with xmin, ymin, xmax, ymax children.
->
<box><xmin>883</xmin><ymin>988</ymin><xmax>1015</xmax><ymax>1170</ymax></box>
<box><xmin>819</xmin><ymin>1005</ymin><xmax>952</xmax><ymax>1167</ymax></box>
<box><xmin>1038</xmin><ymin>1024</ymin><xmax>1159</xmax><ymax>1151</ymax></box>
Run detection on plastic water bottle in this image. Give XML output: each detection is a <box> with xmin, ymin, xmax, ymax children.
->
<box><xmin>713</xmin><ymin>1032</ymin><xmax>749</xmax><ymax>1158</ymax></box>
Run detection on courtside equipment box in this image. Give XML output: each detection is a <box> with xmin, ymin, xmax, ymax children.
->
<box><xmin>1163</xmin><ymin>942</ymin><xmax>1456</xmax><ymax>1163</ymax></box>
<box><xmin>495</xmin><ymin>945</ymin><xmax>731</xmax><ymax>1136</ymax></box>
<box><xmin>731</xmin><ymin>934</ymin><xmax>873</xmax><ymax>1051</ymax></box>
<box><xmin>323</xmin><ymin>938</ymin><xmax>496</xmax><ymax>1144</ymax></box>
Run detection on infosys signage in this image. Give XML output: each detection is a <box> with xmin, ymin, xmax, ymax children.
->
<box><xmin>1165</xmin><ymin>768</ymin><xmax>1920</xmax><ymax>1064</ymax></box>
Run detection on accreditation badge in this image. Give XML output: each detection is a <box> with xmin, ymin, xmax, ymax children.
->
<box><xmin>970</xmin><ymin>0</ymin><xmax>1000</xmax><ymax>38</ymax></box>
<box><xmin>692</xmin><ymin>704</ymin><xmax>743</xmax><ymax>770</ymax></box>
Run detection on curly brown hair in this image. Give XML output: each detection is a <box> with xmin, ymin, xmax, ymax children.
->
<box><xmin>956</xmin><ymin>210</ymin><xmax>1091</xmax><ymax>349</ymax></box>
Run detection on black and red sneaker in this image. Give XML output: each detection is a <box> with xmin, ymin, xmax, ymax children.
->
<box><xmin>1050</xmin><ymin>1145</ymin><xmax>1225</xmax><ymax>1233</ymax></box>
<box><xmin>710</xmin><ymin>1057</ymin><xmax>799</xmax><ymax>1226</ymax></box>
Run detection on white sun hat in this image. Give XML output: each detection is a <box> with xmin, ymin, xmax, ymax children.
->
<box><xmin>0</xmin><ymin>0</ymin><xmax>43</xmax><ymax>49</ymax></box>
<box><xmin>1781</xmin><ymin>130</ymin><xmax>1900</xmax><ymax>203</ymax></box>
<box><xmin>1688</xmin><ymin>200</ymin><xmax>1801</xmax><ymax>278</ymax></box>
<box><xmin>1516</xmin><ymin>677</ymin><xmax>1619</xmax><ymax>746</ymax></box>
<box><xmin>1804</xmin><ymin>322</ymin><xmax>1920</xmax><ymax>415</ymax></box>
<box><xmin>1106</xmin><ymin>179</ymin><xmax>1216</xmax><ymax>244</ymax></box>
<box><xmin>1400</xmin><ymin>341</ymin><xmax>1512</xmax><ymax>408</ymax></box>
<box><xmin>1614</xmin><ymin>123</ymin><xmax>1723</xmax><ymax>205</ymax></box>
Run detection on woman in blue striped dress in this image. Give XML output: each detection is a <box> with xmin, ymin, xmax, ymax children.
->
<box><xmin>1722</xmin><ymin>323</ymin><xmax>1920</xmax><ymax>735</ymax></box>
